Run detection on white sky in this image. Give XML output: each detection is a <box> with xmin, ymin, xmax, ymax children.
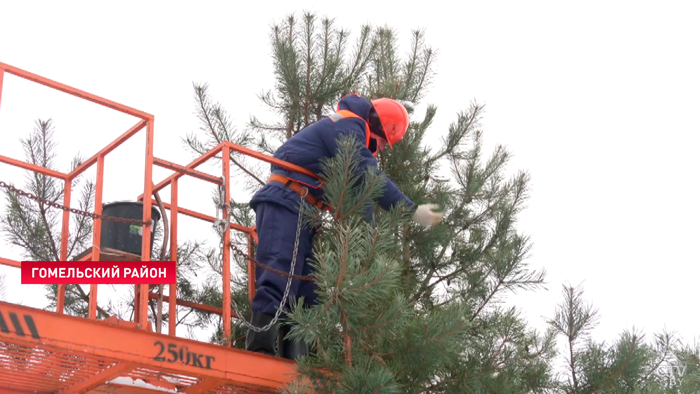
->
<box><xmin>0</xmin><ymin>0</ymin><xmax>698</xmax><ymax>355</ymax></box>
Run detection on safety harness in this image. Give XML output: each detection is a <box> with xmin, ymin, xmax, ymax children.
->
<box><xmin>267</xmin><ymin>173</ymin><xmax>330</xmax><ymax>210</ymax></box>
<box><xmin>267</xmin><ymin>109</ymin><xmax>371</xmax><ymax>211</ymax></box>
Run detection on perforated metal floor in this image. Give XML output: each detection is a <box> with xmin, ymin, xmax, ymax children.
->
<box><xmin>0</xmin><ymin>302</ymin><xmax>294</xmax><ymax>394</ymax></box>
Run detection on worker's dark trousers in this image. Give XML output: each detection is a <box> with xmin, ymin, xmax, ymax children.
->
<box><xmin>251</xmin><ymin>201</ymin><xmax>319</xmax><ymax>316</ymax></box>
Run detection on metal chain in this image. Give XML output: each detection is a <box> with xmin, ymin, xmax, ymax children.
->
<box><xmin>216</xmin><ymin>187</ymin><xmax>307</xmax><ymax>332</ymax></box>
<box><xmin>230</xmin><ymin>243</ymin><xmax>314</xmax><ymax>281</ymax></box>
<box><xmin>0</xmin><ymin>180</ymin><xmax>150</xmax><ymax>226</ymax></box>
<box><xmin>214</xmin><ymin>181</ymin><xmax>231</xmax><ymax>251</ymax></box>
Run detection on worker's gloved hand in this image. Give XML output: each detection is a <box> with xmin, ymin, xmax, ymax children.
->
<box><xmin>412</xmin><ymin>204</ymin><xmax>443</xmax><ymax>228</ymax></box>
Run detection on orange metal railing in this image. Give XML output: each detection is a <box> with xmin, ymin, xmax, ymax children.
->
<box><xmin>0</xmin><ymin>61</ymin><xmax>320</xmax><ymax>345</ymax></box>
<box><xmin>0</xmin><ymin>61</ymin><xmax>156</xmax><ymax>327</ymax></box>
<box><xmin>135</xmin><ymin>140</ymin><xmax>319</xmax><ymax>342</ymax></box>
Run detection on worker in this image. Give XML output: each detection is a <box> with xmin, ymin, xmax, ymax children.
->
<box><xmin>245</xmin><ymin>93</ymin><xmax>443</xmax><ymax>360</ymax></box>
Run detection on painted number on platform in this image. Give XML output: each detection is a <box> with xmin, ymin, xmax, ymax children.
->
<box><xmin>153</xmin><ymin>341</ymin><xmax>215</xmax><ymax>369</ymax></box>
<box><xmin>0</xmin><ymin>310</ymin><xmax>41</xmax><ymax>339</ymax></box>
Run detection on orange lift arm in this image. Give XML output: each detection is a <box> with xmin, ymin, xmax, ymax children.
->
<box><xmin>0</xmin><ymin>62</ymin><xmax>318</xmax><ymax>394</ymax></box>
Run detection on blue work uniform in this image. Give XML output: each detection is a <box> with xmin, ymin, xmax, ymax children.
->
<box><xmin>249</xmin><ymin>94</ymin><xmax>415</xmax><ymax>316</ymax></box>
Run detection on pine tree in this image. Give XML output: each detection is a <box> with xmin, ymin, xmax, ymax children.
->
<box><xmin>0</xmin><ymin>119</ymin><xmax>224</xmax><ymax>337</ymax></box>
<box><xmin>249</xmin><ymin>12</ymin><xmax>376</xmax><ymax>144</ymax></box>
<box><xmin>180</xmin><ymin>12</ymin><xmax>382</xmax><ymax>346</ymax></box>
<box><xmin>278</xmin><ymin>134</ymin><xmax>471</xmax><ymax>394</ymax></box>
<box><xmin>0</xmin><ymin>118</ymin><xmax>109</xmax><ymax>317</ymax></box>
<box><xmin>351</xmin><ymin>27</ymin><xmax>557</xmax><ymax>393</ymax></box>
<box><xmin>179</xmin><ymin>10</ymin><xmax>700</xmax><ymax>393</ymax></box>
<box><xmin>547</xmin><ymin>282</ymin><xmax>700</xmax><ymax>394</ymax></box>
<box><xmin>178</xmin><ymin>11</ymin><xmax>555</xmax><ymax>392</ymax></box>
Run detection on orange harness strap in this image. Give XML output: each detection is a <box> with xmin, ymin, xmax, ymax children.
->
<box><xmin>328</xmin><ymin>110</ymin><xmax>371</xmax><ymax>148</ymax></box>
<box><xmin>268</xmin><ymin>174</ymin><xmax>331</xmax><ymax>211</ymax></box>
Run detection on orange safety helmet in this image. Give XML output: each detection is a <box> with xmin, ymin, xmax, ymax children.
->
<box><xmin>371</xmin><ymin>98</ymin><xmax>409</xmax><ymax>149</ymax></box>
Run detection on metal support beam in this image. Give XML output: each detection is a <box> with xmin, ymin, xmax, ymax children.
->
<box><xmin>57</xmin><ymin>363</ymin><xmax>136</xmax><ymax>394</ymax></box>
<box><xmin>0</xmin><ymin>301</ymin><xmax>299</xmax><ymax>391</ymax></box>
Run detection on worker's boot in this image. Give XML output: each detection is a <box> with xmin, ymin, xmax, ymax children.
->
<box><xmin>278</xmin><ymin>322</ymin><xmax>309</xmax><ymax>361</ymax></box>
<box><xmin>245</xmin><ymin>313</ymin><xmax>279</xmax><ymax>356</ymax></box>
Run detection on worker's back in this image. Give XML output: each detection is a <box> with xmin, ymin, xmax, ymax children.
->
<box><xmin>267</xmin><ymin>94</ymin><xmax>374</xmax><ymax>199</ymax></box>
<box><xmin>250</xmin><ymin>92</ymin><xmax>414</xmax><ymax>226</ymax></box>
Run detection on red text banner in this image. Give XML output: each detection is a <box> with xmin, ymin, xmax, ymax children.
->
<box><xmin>20</xmin><ymin>261</ymin><xmax>177</xmax><ymax>284</ymax></box>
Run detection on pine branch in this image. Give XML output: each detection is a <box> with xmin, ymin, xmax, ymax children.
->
<box><xmin>376</xmin><ymin>318</ymin><xmax>468</xmax><ymax>359</ymax></box>
<box><xmin>184</xmin><ymin>83</ymin><xmax>265</xmax><ymax>187</ymax></box>
<box><xmin>0</xmin><ymin>118</ymin><xmax>118</xmax><ymax>318</ymax></box>
<box><xmin>75</xmin><ymin>286</ymin><xmax>111</xmax><ymax>319</ymax></box>
<box><xmin>588</xmin><ymin>333</ymin><xmax>641</xmax><ymax>394</ymax></box>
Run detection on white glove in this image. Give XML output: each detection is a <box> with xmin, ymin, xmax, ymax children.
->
<box><xmin>412</xmin><ymin>204</ymin><xmax>443</xmax><ymax>228</ymax></box>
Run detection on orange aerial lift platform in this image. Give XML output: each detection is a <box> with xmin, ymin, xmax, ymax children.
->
<box><xmin>0</xmin><ymin>62</ymin><xmax>315</xmax><ymax>394</ymax></box>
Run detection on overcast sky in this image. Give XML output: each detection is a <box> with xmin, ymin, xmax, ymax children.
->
<box><xmin>0</xmin><ymin>0</ymin><xmax>698</xmax><ymax>352</ymax></box>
